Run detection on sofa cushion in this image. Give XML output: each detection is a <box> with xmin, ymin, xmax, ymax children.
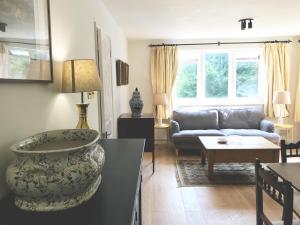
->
<box><xmin>218</xmin><ymin>108</ymin><xmax>265</xmax><ymax>129</ymax></box>
<box><xmin>173</xmin><ymin>109</ymin><xmax>219</xmax><ymax>130</ymax></box>
<box><xmin>173</xmin><ymin>129</ymin><xmax>225</xmax><ymax>143</ymax></box>
<box><xmin>220</xmin><ymin>129</ymin><xmax>280</xmax><ymax>144</ymax></box>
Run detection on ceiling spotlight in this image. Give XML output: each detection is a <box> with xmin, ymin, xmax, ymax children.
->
<box><xmin>248</xmin><ymin>19</ymin><xmax>253</xmax><ymax>29</ymax></box>
<box><xmin>0</xmin><ymin>22</ymin><xmax>7</xmax><ymax>32</ymax></box>
<box><xmin>238</xmin><ymin>18</ymin><xmax>254</xmax><ymax>30</ymax></box>
<box><xmin>241</xmin><ymin>20</ymin><xmax>246</xmax><ymax>30</ymax></box>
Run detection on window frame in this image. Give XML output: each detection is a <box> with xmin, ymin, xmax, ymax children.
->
<box><xmin>173</xmin><ymin>48</ymin><xmax>265</xmax><ymax>106</ymax></box>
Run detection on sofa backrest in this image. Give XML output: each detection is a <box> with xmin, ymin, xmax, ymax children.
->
<box><xmin>173</xmin><ymin>109</ymin><xmax>219</xmax><ymax>130</ymax></box>
<box><xmin>218</xmin><ymin>108</ymin><xmax>265</xmax><ymax>129</ymax></box>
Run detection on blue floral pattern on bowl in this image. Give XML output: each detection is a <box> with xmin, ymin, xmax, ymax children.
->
<box><xmin>6</xmin><ymin>129</ymin><xmax>105</xmax><ymax>211</ymax></box>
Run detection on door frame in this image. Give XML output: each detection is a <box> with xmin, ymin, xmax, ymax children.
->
<box><xmin>94</xmin><ymin>22</ymin><xmax>115</xmax><ymax>138</ymax></box>
<box><xmin>94</xmin><ymin>22</ymin><xmax>103</xmax><ymax>135</ymax></box>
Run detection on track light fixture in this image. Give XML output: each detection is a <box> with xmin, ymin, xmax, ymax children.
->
<box><xmin>0</xmin><ymin>22</ymin><xmax>7</xmax><ymax>32</ymax></box>
<box><xmin>241</xmin><ymin>20</ymin><xmax>246</xmax><ymax>30</ymax></box>
<box><xmin>238</xmin><ymin>18</ymin><xmax>253</xmax><ymax>30</ymax></box>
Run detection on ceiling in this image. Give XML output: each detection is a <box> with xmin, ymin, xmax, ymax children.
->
<box><xmin>102</xmin><ymin>0</ymin><xmax>300</xmax><ymax>40</ymax></box>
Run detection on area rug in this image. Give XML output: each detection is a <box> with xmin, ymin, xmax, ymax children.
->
<box><xmin>175</xmin><ymin>159</ymin><xmax>255</xmax><ymax>187</ymax></box>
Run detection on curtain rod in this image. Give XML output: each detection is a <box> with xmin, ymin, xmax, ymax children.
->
<box><xmin>149</xmin><ymin>40</ymin><xmax>292</xmax><ymax>47</ymax></box>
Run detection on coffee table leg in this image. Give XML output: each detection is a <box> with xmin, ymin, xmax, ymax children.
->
<box><xmin>207</xmin><ymin>153</ymin><xmax>214</xmax><ymax>179</ymax></box>
<box><xmin>201</xmin><ymin>151</ymin><xmax>206</xmax><ymax>165</ymax></box>
<box><xmin>274</xmin><ymin>149</ymin><xmax>280</xmax><ymax>162</ymax></box>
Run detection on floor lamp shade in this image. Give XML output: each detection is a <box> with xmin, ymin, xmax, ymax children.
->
<box><xmin>62</xmin><ymin>59</ymin><xmax>101</xmax><ymax>93</ymax></box>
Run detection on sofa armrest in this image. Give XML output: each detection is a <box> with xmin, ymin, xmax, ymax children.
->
<box><xmin>170</xmin><ymin>120</ymin><xmax>180</xmax><ymax>137</ymax></box>
<box><xmin>260</xmin><ymin>119</ymin><xmax>275</xmax><ymax>133</ymax></box>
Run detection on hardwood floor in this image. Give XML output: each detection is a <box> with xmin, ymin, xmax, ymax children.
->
<box><xmin>142</xmin><ymin>144</ymin><xmax>282</xmax><ymax>225</ymax></box>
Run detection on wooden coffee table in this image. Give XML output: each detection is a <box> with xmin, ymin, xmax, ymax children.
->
<box><xmin>199</xmin><ymin>136</ymin><xmax>280</xmax><ymax>179</ymax></box>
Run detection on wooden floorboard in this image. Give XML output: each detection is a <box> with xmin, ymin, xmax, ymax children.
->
<box><xmin>142</xmin><ymin>144</ymin><xmax>284</xmax><ymax>225</ymax></box>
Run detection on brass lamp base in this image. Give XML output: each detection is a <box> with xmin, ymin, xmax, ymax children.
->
<box><xmin>76</xmin><ymin>103</ymin><xmax>91</xmax><ymax>129</ymax></box>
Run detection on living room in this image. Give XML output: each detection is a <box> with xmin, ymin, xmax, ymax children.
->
<box><xmin>0</xmin><ymin>0</ymin><xmax>300</xmax><ymax>225</ymax></box>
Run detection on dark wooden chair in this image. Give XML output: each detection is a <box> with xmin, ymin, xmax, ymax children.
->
<box><xmin>255</xmin><ymin>159</ymin><xmax>299</xmax><ymax>225</ymax></box>
<box><xmin>281</xmin><ymin>140</ymin><xmax>300</xmax><ymax>218</ymax></box>
<box><xmin>281</xmin><ymin>140</ymin><xmax>300</xmax><ymax>163</ymax></box>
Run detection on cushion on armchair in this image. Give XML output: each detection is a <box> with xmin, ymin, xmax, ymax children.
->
<box><xmin>173</xmin><ymin>109</ymin><xmax>219</xmax><ymax>130</ymax></box>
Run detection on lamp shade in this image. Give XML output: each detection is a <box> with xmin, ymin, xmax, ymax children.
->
<box><xmin>62</xmin><ymin>59</ymin><xmax>101</xmax><ymax>93</ymax></box>
<box><xmin>273</xmin><ymin>91</ymin><xmax>291</xmax><ymax>104</ymax></box>
<box><xmin>154</xmin><ymin>93</ymin><xmax>167</xmax><ymax>106</ymax></box>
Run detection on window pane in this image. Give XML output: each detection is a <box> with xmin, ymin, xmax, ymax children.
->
<box><xmin>236</xmin><ymin>59</ymin><xmax>259</xmax><ymax>98</ymax></box>
<box><xmin>175</xmin><ymin>59</ymin><xmax>198</xmax><ymax>98</ymax></box>
<box><xmin>205</xmin><ymin>53</ymin><xmax>228</xmax><ymax>98</ymax></box>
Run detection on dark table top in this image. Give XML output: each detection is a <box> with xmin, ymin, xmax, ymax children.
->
<box><xmin>267</xmin><ymin>162</ymin><xmax>300</xmax><ymax>191</ymax></box>
<box><xmin>0</xmin><ymin>139</ymin><xmax>145</xmax><ymax>225</ymax></box>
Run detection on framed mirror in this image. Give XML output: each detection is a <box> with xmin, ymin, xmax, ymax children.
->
<box><xmin>0</xmin><ymin>0</ymin><xmax>53</xmax><ymax>82</ymax></box>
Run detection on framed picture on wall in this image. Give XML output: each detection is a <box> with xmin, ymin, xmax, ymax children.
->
<box><xmin>0</xmin><ymin>0</ymin><xmax>53</xmax><ymax>82</ymax></box>
<box><xmin>116</xmin><ymin>60</ymin><xmax>129</xmax><ymax>86</ymax></box>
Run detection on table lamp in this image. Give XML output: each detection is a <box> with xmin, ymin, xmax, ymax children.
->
<box><xmin>154</xmin><ymin>93</ymin><xmax>167</xmax><ymax>126</ymax></box>
<box><xmin>62</xmin><ymin>59</ymin><xmax>101</xmax><ymax>129</ymax></box>
<box><xmin>273</xmin><ymin>91</ymin><xmax>291</xmax><ymax>124</ymax></box>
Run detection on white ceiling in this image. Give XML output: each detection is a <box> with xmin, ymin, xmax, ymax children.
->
<box><xmin>102</xmin><ymin>0</ymin><xmax>300</xmax><ymax>40</ymax></box>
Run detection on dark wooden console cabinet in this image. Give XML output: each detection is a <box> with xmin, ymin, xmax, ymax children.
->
<box><xmin>118</xmin><ymin>113</ymin><xmax>155</xmax><ymax>172</ymax></box>
<box><xmin>0</xmin><ymin>139</ymin><xmax>145</xmax><ymax>225</ymax></box>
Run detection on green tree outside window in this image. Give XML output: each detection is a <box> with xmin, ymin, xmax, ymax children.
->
<box><xmin>205</xmin><ymin>53</ymin><xmax>229</xmax><ymax>98</ymax></box>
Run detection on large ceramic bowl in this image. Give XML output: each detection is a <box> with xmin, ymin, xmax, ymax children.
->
<box><xmin>6</xmin><ymin>129</ymin><xmax>105</xmax><ymax>211</ymax></box>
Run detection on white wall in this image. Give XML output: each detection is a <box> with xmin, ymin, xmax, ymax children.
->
<box><xmin>128</xmin><ymin>40</ymin><xmax>153</xmax><ymax>113</ymax></box>
<box><xmin>0</xmin><ymin>0</ymin><xmax>128</xmax><ymax>199</ymax></box>
<box><xmin>128</xmin><ymin>37</ymin><xmax>300</xmax><ymax>137</ymax></box>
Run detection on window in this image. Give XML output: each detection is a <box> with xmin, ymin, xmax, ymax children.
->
<box><xmin>176</xmin><ymin>58</ymin><xmax>198</xmax><ymax>98</ymax></box>
<box><xmin>205</xmin><ymin>53</ymin><xmax>229</xmax><ymax>98</ymax></box>
<box><xmin>235</xmin><ymin>51</ymin><xmax>259</xmax><ymax>98</ymax></box>
<box><xmin>174</xmin><ymin>48</ymin><xmax>263</xmax><ymax>106</ymax></box>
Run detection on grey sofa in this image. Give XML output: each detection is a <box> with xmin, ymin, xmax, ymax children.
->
<box><xmin>170</xmin><ymin>108</ymin><xmax>280</xmax><ymax>151</ymax></box>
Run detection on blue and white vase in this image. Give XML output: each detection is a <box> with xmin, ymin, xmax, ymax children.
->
<box><xmin>129</xmin><ymin>88</ymin><xmax>144</xmax><ymax>118</ymax></box>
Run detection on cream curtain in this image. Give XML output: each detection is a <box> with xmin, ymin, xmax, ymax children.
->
<box><xmin>150</xmin><ymin>46</ymin><xmax>178</xmax><ymax>119</ymax></box>
<box><xmin>263</xmin><ymin>43</ymin><xmax>290</xmax><ymax>118</ymax></box>
<box><xmin>294</xmin><ymin>50</ymin><xmax>300</xmax><ymax>122</ymax></box>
